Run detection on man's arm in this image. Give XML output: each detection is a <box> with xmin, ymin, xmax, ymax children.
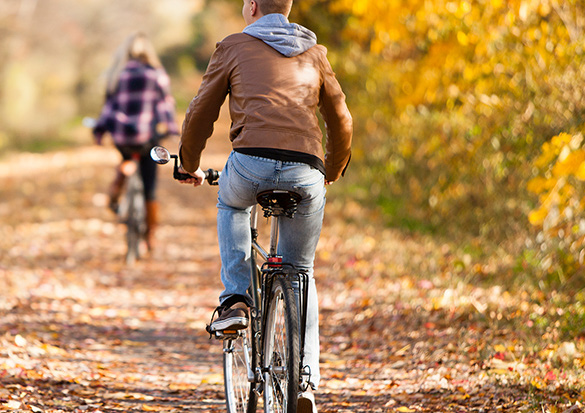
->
<box><xmin>179</xmin><ymin>44</ymin><xmax>230</xmax><ymax>173</ymax></box>
<box><xmin>319</xmin><ymin>57</ymin><xmax>353</xmax><ymax>183</ymax></box>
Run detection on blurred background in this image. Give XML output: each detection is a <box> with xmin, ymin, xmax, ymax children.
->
<box><xmin>2</xmin><ymin>0</ymin><xmax>585</xmax><ymax>290</ymax></box>
<box><xmin>0</xmin><ymin>0</ymin><xmax>241</xmax><ymax>147</ymax></box>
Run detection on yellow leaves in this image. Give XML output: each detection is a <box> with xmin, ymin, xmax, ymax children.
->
<box><xmin>528</xmin><ymin>206</ymin><xmax>547</xmax><ymax>226</ymax></box>
<box><xmin>531</xmin><ymin>376</ymin><xmax>546</xmax><ymax>389</ymax></box>
<box><xmin>396</xmin><ymin>407</ymin><xmax>416</xmax><ymax>413</ymax></box>
<box><xmin>527</xmin><ymin>176</ymin><xmax>551</xmax><ymax>194</ymax></box>
<box><xmin>142</xmin><ymin>404</ymin><xmax>165</xmax><ymax>412</ymax></box>
<box><xmin>446</xmin><ymin>1</ymin><xmax>472</xmax><ymax>18</ymax></box>
<box><xmin>551</xmin><ymin>132</ymin><xmax>574</xmax><ymax>148</ymax></box>
<box><xmin>454</xmin><ymin>386</ymin><xmax>471</xmax><ymax>400</ymax></box>
<box><xmin>528</xmin><ymin>133</ymin><xmax>585</xmax><ymax>230</ymax></box>
<box><xmin>576</xmin><ymin>162</ymin><xmax>585</xmax><ymax>181</ymax></box>
<box><xmin>371</xmin><ymin>37</ymin><xmax>386</xmax><ymax>55</ymax></box>
<box><xmin>346</xmin><ymin>0</ymin><xmax>369</xmax><ymax>16</ymax></box>
<box><xmin>457</xmin><ymin>31</ymin><xmax>469</xmax><ymax>46</ymax></box>
<box><xmin>553</xmin><ymin>149</ymin><xmax>585</xmax><ymax>177</ymax></box>
<box><xmin>200</xmin><ymin>373</ymin><xmax>223</xmax><ymax>385</ymax></box>
<box><xmin>493</xmin><ymin>344</ymin><xmax>507</xmax><ymax>353</ymax></box>
<box><xmin>537</xmin><ymin>1</ymin><xmax>552</xmax><ymax>17</ymax></box>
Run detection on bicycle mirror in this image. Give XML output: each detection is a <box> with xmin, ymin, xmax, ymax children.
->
<box><xmin>150</xmin><ymin>146</ymin><xmax>171</xmax><ymax>164</ymax></box>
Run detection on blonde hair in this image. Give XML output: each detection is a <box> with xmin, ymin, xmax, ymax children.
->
<box><xmin>104</xmin><ymin>32</ymin><xmax>162</xmax><ymax>95</ymax></box>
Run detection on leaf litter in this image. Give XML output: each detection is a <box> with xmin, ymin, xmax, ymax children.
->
<box><xmin>1</xmin><ymin>139</ymin><xmax>584</xmax><ymax>412</ymax></box>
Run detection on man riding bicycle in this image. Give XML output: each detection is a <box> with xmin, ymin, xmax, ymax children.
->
<box><xmin>178</xmin><ymin>1</ymin><xmax>352</xmax><ymax>411</ymax></box>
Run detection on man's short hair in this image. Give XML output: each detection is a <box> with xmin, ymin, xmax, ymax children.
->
<box><xmin>257</xmin><ymin>0</ymin><xmax>293</xmax><ymax>16</ymax></box>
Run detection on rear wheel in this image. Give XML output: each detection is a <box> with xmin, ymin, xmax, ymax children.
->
<box><xmin>263</xmin><ymin>276</ymin><xmax>299</xmax><ymax>413</ymax></box>
<box><xmin>124</xmin><ymin>173</ymin><xmax>145</xmax><ymax>266</ymax></box>
<box><xmin>125</xmin><ymin>211</ymin><xmax>142</xmax><ymax>265</ymax></box>
<box><xmin>224</xmin><ymin>329</ymin><xmax>258</xmax><ymax>413</ymax></box>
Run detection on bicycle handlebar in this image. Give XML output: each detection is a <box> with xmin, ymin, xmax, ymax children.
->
<box><xmin>150</xmin><ymin>145</ymin><xmax>220</xmax><ymax>185</ymax></box>
<box><xmin>174</xmin><ymin>166</ymin><xmax>220</xmax><ymax>185</ymax></box>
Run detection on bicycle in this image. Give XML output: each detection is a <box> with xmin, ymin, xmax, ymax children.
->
<box><xmin>150</xmin><ymin>146</ymin><xmax>311</xmax><ymax>413</ymax></box>
<box><xmin>117</xmin><ymin>154</ymin><xmax>146</xmax><ymax>266</ymax></box>
<box><xmin>83</xmin><ymin>117</ymin><xmax>147</xmax><ymax>266</ymax></box>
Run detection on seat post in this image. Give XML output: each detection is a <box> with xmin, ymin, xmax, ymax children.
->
<box><xmin>251</xmin><ymin>205</ymin><xmax>259</xmax><ymax>234</ymax></box>
<box><xmin>269</xmin><ymin>216</ymin><xmax>279</xmax><ymax>256</ymax></box>
<box><xmin>255</xmin><ymin>189</ymin><xmax>302</xmax><ymax>257</ymax></box>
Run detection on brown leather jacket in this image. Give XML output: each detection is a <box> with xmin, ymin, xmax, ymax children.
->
<box><xmin>180</xmin><ymin>33</ymin><xmax>352</xmax><ymax>182</ymax></box>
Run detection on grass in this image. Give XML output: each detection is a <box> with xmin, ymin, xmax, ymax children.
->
<box><xmin>0</xmin><ymin>120</ymin><xmax>91</xmax><ymax>160</ymax></box>
<box><xmin>376</xmin><ymin>194</ymin><xmax>439</xmax><ymax>234</ymax></box>
<box><xmin>9</xmin><ymin>136</ymin><xmax>78</xmax><ymax>153</ymax></box>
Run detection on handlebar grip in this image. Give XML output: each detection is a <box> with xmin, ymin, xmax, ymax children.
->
<box><xmin>173</xmin><ymin>166</ymin><xmax>220</xmax><ymax>185</ymax></box>
<box><xmin>173</xmin><ymin>169</ymin><xmax>194</xmax><ymax>181</ymax></box>
<box><xmin>205</xmin><ymin>168</ymin><xmax>220</xmax><ymax>185</ymax></box>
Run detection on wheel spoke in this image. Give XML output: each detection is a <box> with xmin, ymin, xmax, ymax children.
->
<box><xmin>263</xmin><ymin>277</ymin><xmax>299</xmax><ymax>413</ymax></box>
<box><xmin>224</xmin><ymin>330</ymin><xmax>256</xmax><ymax>412</ymax></box>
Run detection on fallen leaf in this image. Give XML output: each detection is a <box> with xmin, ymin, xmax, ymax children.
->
<box><xmin>14</xmin><ymin>335</ymin><xmax>27</xmax><ymax>347</ymax></box>
<box><xmin>2</xmin><ymin>400</ymin><xmax>22</xmax><ymax>409</ymax></box>
<box><xmin>142</xmin><ymin>404</ymin><xmax>164</xmax><ymax>411</ymax></box>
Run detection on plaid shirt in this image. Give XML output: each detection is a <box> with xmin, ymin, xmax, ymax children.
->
<box><xmin>94</xmin><ymin>60</ymin><xmax>178</xmax><ymax>146</ymax></box>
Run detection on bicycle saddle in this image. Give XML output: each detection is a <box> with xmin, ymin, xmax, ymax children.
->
<box><xmin>256</xmin><ymin>190</ymin><xmax>302</xmax><ymax>218</ymax></box>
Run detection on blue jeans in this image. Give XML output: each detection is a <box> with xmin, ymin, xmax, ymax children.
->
<box><xmin>217</xmin><ymin>151</ymin><xmax>325</xmax><ymax>388</ymax></box>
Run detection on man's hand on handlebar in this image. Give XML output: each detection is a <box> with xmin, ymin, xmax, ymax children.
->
<box><xmin>178</xmin><ymin>166</ymin><xmax>206</xmax><ymax>187</ymax></box>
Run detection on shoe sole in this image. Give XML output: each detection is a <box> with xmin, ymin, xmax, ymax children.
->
<box><xmin>297</xmin><ymin>397</ymin><xmax>316</xmax><ymax>413</ymax></box>
<box><xmin>210</xmin><ymin>317</ymin><xmax>249</xmax><ymax>331</ymax></box>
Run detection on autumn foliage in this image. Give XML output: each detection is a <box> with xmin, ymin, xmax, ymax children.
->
<box><xmin>3</xmin><ymin>2</ymin><xmax>585</xmax><ymax>411</ymax></box>
<box><xmin>528</xmin><ymin>132</ymin><xmax>585</xmax><ymax>278</ymax></box>
<box><xmin>2</xmin><ymin>0</ymin><xmax>585</xmax><ymax>281</ymax></box>
<box><xmin>290</xmin><ymin>0</ymin><xmax>585</xmax><ymax>283</ymax></box>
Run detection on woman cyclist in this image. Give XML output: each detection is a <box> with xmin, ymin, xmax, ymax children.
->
<box><xmin>93</xmin><ymin>32</ymin><xmax>179</xmax><ymax>251</ymax></box>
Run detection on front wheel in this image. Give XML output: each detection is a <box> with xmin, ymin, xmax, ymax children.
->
<box><xmin>224</xmin><ymin>329</ymin><xmax>258</xmax><ymax>413</ymax></box>
<box><xmin>263</xmin><ymin>276</ymin><xmax>299</xmax><ymax>413</ymax></box>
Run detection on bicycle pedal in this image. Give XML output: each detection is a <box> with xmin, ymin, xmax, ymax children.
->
<box><xmin>213</xmin><ymin>330</ymin><xmax>240</xmax><ymax>340</ymax></box>
<box><xmin>206</xmin><ymin>323</ymin><xmax>239</xmax><ymax>340</ymax></box>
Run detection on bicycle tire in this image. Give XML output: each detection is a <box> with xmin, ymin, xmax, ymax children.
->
<box><xmin>263</xmin><ymin>276</ymin><xmax>299</xmax><ymax>413</ymax></box>
<box><xmin>125</xmin><ymin>222</ymin><xmax>140</xmax><ymax>265</ymax></box>
<box><xmin>124</xmin><ymin>172</ymin><xmax>146</xmax><ymax>265</ymax></box>
<box><xmin>224</xmin><ymin>329</ymin><xmax>258</xmax><ymax>413</ymax></box>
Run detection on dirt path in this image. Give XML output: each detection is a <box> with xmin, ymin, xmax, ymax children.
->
<box><xmin>1</xmin><ymin>123</ymin><xmax>584</xmax><ymax>412</ymax></box>
<box><xmin>0</xmin><ymin>131</ymin><xmax>233</xmax><ymax>411</ymax></box>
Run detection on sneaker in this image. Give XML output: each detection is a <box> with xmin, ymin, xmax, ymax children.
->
<box><xmin>297</xmin><ymin>388</ymin><xmax>317</xmax><ymax>413</ymax></box>
<box><xmin>210</xmin><ymin>302</ymin><xmax>249</xmax><ymax>331</ymax></box>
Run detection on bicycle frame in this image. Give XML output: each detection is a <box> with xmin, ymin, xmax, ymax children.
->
<box><xmin>249</xmin><ymin>203</ymin><xmax>312</xmax><ymax>394</ymax></box>
<box><xmin>118</xmin><ymin>156</ymin><xmax>146</xmax><ymax>266</ymax></box>
<box><xmin>150</xmin><ymin>146</ymin><xmax>312</xmax><ymax>411</ymax></box>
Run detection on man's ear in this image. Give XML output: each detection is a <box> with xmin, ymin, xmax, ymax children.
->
<box><xmin>250</xmin><ymin>0</ymin><xmax>258</xmax><ymax>16</ymax></box>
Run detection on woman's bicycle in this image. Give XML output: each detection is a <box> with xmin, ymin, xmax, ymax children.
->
<box><xmin>117</xmin><ymin>154</ymin><xmax>146</xmax><ymax>266</ymax></box>
<box><xmin>84</xmin><ymin>117</ymin><xmax>147</xmax><ymax>266</ymax></box>
<box><xmin>150</xmin><ymin>146</ymin><xmax>311</xmax><ymax>413</ymax></box>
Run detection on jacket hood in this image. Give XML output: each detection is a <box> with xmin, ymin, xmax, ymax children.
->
<box><xmin>243</xmin><ymin>14</ymin><xmax>317</xmax><ymax>57</ymax></box>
